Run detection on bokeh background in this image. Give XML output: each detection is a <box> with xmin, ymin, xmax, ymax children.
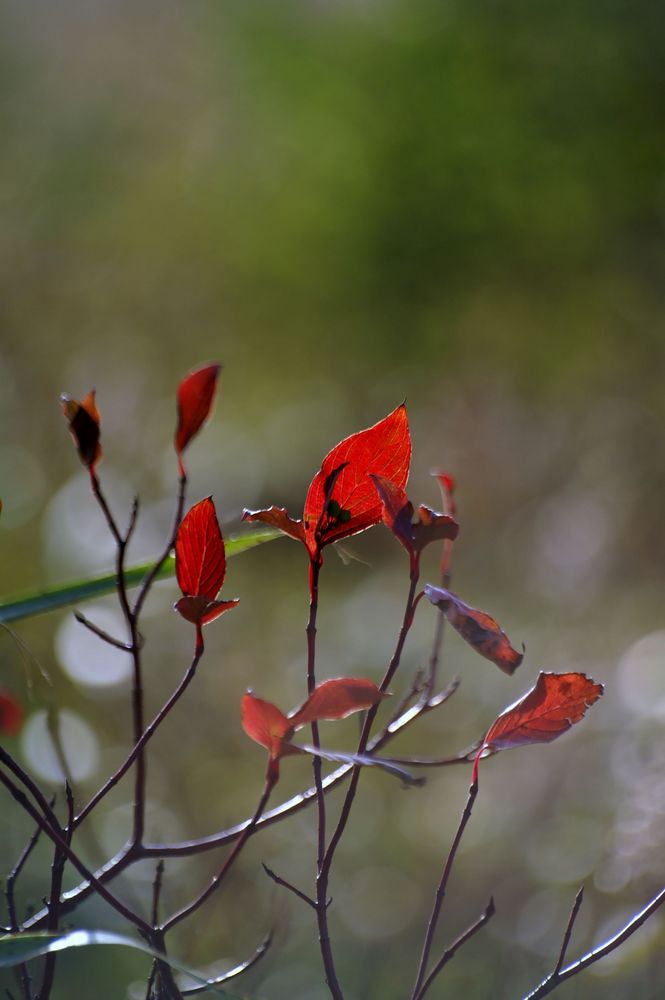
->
<box><xmin>1</xmin><ymin>1</ymin><xmax>665</xmax><ymax>997</ymax></box>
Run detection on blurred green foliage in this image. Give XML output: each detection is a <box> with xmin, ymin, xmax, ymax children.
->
<box><xmin>1</xmin><ymin>1</ymin><xmax>665</xmax><ymax>998</ymax></box>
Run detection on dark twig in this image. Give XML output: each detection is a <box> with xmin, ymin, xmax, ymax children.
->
<box><xmin>415</xmin><ymin>896</ymin><xmax>495</xmax><ymax>1000</ymax></box>
<box><xmin>181</xmin><ymin>932</ymin><xmax>274</xmax><ymax>996</ymax></box>
<box><xmin>553</xmin><ymin>886</ymin><xmax>584</xmax><ymax>976</ymax></box>
<box><xmin>38</xmin><ymin>785</ymin><xmax>75</xmax><ymax>1000</ymax></box>
<box><xmin>75</xmin><ymin>635</ymin><xmax>205</xmax><ymax>826</ymax></box>
<box><xmin>522</xmin><ymin>884</ymin><xmax>665</xmax><ymax>999</ymax></box>
<box><xmin>411</xmin><ymin>778</ymin><xmax>479</xmax><ymax>999</ymax></box>
<box><xmin>161</xmin><ymin>774</ymin><xmax>274</xmax><ymax>934</ymax></box>
<box><xmin>151</xmin><ymin>861</ymin><xmax>166</xmax><ymax>927</ymax></box>
<box><xmin>262</xmin><ymin>863</ymin><xmax>317</xmax><ymax>911</ymax></box>
<box><xmin>133</xmin><ymin>474</ymin><xmax>186</xmax><ymax>621</ymax></box>
<box><xmin>73</xmin><ymin>611</ymin><xmax>133</xmax><ymax>651</ymax></box>
<box><xmin>5</xmin><ymin>801</ymin><xmax>53</xmax><ymax>931</ymax></box>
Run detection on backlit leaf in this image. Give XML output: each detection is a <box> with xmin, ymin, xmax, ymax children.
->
<box><xmin>60</xmin><ymin>390</ymin><xmax>102</xmax><ymax>470</ymax></box>
<box><xmin>241</xmin><ymin>692</ymin><xmax>295</xmax><ymax>760</ymax></box>
<box><xmin>431</xmin><ymin>469</ymin><xmax>457</xmax><ymax>518</ymax></box>
<box><xmin>0</xmin><ymin>690</ymin><xmax>23</xmax><ymax>736</ymax></box>
<box><xmin>290</xmin><ymin>678</ymin><xmax>386</xmax><ymax>729</ymax></box>
<box><xmin>425</xmin><ymin>584</ymin><xmax>523</xmax><ymax>675</ymax></box>
<box><xmin>174</xmin><ymin>363</ymin><xmax>221</xmax><ymax>476</ymax></box>
<box><xmin>483</xmin><ymin>671</ymin><xmax>604</xmax><ymax>752</ymax></box>
<box><xmin>174</xmin><ymin>498</ymin><xmax>238</xmax><ymax>626</ymax></box>
<box><xmin>302</xmin><ymin>403</ymin><xmax>411</xmax><ymax>557</ymax></box>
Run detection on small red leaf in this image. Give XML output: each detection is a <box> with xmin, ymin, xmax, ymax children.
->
<box><xmin>0</xmin><ymin>691</ymin><xmax>23</xmax><ymax>736</ymax></box>
<box><xmin>425</xmin><ymin>584</ymin><xmax>523</xmax><ymax>675</ymax></box>
<box><xmin>302</xmin><ymin>404</ymin><xmax>411</xmax><ymax>557</ymax></box>
<box><xmin>61</xmin><ymin>390</ymin><xmax>102</xmax><ymax>470</ymax></box>
<box><xmin>175</xmin><ymin>497</ymin><xmax>229</xmax><ymax>601</ymax></box>
<box><xmin>242</xmin><ymin>505</ymin><xmax>305</xmax><ymax>544</ymax></box>
<box><xmin>173</xmin><ymin>596</ymin><xmax>239</xmax><ymax>626</ymax></box>
<box><xmin>174</xmin><ymin>363</ymin><xmax>221</xmax><ymax>476</ymax></box>
<box><xmin>431</xmin><ymin>469</ymin><xmax>457</xmax><ymax>518</ymax></box>
<box><xmin>290</xmin><ymin>678</ymin><xmax>386</xmax><ymax>730</ymax></box>
<box><xmin>371</xmin><ymin>476</ymin><xmax>458</xmax><ymax>563</ymax></box>
<box><xmin>483</xmin><ymin>672</ymin><xmax>604</xmax><ymax>753</ymax></box>
<box><xmin>241</xmin><ymin>691</ymin><xmax>295</xmax><ymax>760</ymax></box>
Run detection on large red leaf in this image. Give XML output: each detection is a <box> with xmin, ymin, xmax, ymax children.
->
<box><xmin>425</xmin><ymin>584</ymin><xmax>523</xmax><ymax>675</ymax></box>
<box><xmin>371</xmin><ymin>475</ymin><xmax>458</xmax><ymax>566</ymax></box>
<box><xmin>483</xmin><ymin>672</ymin><xmax>604</xmax><ymax>752</ymax></box>
<box><xmin>174</xmin><ymin>363</ymin><xmax>221</xmax><ymax>476</ymax></box>
<box><xmin>302</xmin><ymin>403</ymin><xmax>411</xmax><ymax>556</ymax></box>
<box><xmin>290</xmin><ymin>678</ymin><xmax>386</xmax><ymax>730</ymax></box>
<box><xmin>0</xmin><ymin>691</ymin><xmax>23</xmax><ymax>736</ymax></box>
<box><xmin>61</xmin><ymin>390</ymin><xmax>102</xmax><ymax>471</ymax></box>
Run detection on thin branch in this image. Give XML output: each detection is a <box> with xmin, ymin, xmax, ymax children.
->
<box><xmin>5</xmin><ymin>800</ymin><xmax>53</xmax><ymax>930</ymax></box>
<box><xmin>133</xmin><ymin>474</ymin><xmax>186</xmax><ymax>621</ymax></box>
<box><xmin>523</xmin><ymin>884</ymin><xmax>665</xmax><ymax>999</ymax></box>
<box><xmin>415</xmin><ymin>896</ymin><xmax>495</xmax><ymax>1000</ymax></box>
<box><xmin>38</xmin><ymin>785</ymin><xmax>75</xmax><ymax>1000</ymax></box>
<box><xmin>554</xmin><ymin>886</ymin><xmax>584</xmax><ymax>976</ymax></box>
<box><xmin>411</xmin><ymin>778</ymin><xmax>479</xmax><ymax>999</ymax></box>
<box><xmin>262</xmin><ymin>863</ymin><xmax>317</xmax><ymax>911</ymax></box>
<box><xmin>74</xmin><ymin>611</ymin><xmax>133</xmax><ymax>651</ymax></box>
<box><xmin>161</xmin><ymin>774</ymin><xmax>274</xmax><ymax>934</ymax></box>
<box><xmin>181</xmin><ymin>932</ymin><xmax>273</xmax><ymax>996</ymax></box>
<box><xmin>76</xmin><ymin>635</ymin><xmax>205</xmax><ymax>826</ymax></box>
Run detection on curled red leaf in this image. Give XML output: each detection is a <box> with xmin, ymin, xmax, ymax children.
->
<box><xmin>242</xmin><ymin>505</ymin><xmax>305</xmax><ymax>544</ymax></box>
<box><xmin>0</xmin><ymin>691</ymin><xmax>23</xmax><ymax>736</ymax></box>
<box><xmin>61</xmin><ymin>390</ymin><xmax>102</xmax><ymax>471</ymax></box>
<box><xmin>290</xmin><ymin>678</ymin><xmax>386</xmax><ymax>729</ymax></box>
<box><xmin>174</xmin><ymin>497</ymin><xmax>238</xmax><ymax>626</ymax></box>
<box><xmin>371</xmin><ymin>475</ymin><xmax>458</xmax><ymax>566</ymax></box>
<box><xmin>483</xmin><ymin>671</ymin><xmax>604</xmax><ymax>752</ymax></box>
<box><xmin>425</xmin><ymin>584</ymin><xmax>523</xmax><ymax>675</ymax></box>
<box><xmin>174</xmin><ymin>363</ymin><xmax>221</xmax><ymax>476</ymax></box>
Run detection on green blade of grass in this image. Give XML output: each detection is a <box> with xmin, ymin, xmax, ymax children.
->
<box><xmin>0</xmin><ymin>529</ymin><xmax>281</xmax><ymax>624</ymax></box>
<box><xmin>0</xmin><ymin>929</ymin><xmax>246</xmax><ymax>996</ymax></box>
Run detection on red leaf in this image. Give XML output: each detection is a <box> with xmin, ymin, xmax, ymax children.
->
<box><xmin>302</xmin><ymin>403</ymin><xmax>411</xmax><ymax>557</ymax></box>
<box><xmin>61</xmin><ymin>390</ymin><xmax>102</xmax><ymax>470</ymax></box>
<box><xmin>425</xmin><ymin>584</ymin><xmax>523</xmax><ymax>675</ymax></box>
<box><xmin>290</xmin><ymin>678</ymin><xmax>386</xmax><ymax>730</ymax></box>
<box><xmin>431</xmin><ymin>469</ymin><xmax>457</xmax><ymax>519</ymax></box>
<box><xmin>174</xmin><ymin>498</ymin><xmax>237</xmax><ymax>626</ymax></box>
<box><xmin>0</xmin><ymin>691</ymin><xmax>23</xmax><ymax>736</ymax></box>
<box><xmin>241</xmin><ymin>691</ymin><xmax>295</xmax><ymax>760</ymax></box>
<box><xmin>242</xmin><ymin>505</ymin><xmax>305</xmax><ymax>544</ymax></box>
<box><xmin>173</xmin><ymin>596</ymin><xmax>239</xmax><ymax>626</ymax></box>
<box><xmin>174</xmin><ymin>363</ymin><xmax>221</xmax><ymax>476</ymax></box>
<box><xmin>483</xmin><ymin>672</ymin><xmax>604</xmax><ymax>753</ymax></box>
<box><xmin>371</xmin><ymin>476</ymin><xmax>459</xmax><ymax>564</ymax></box>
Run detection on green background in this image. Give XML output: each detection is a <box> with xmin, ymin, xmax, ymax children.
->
<box><xmin>1</xmin><ymin>1</ymin><xmax>665</xmax><ymax>997</ymax></box>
